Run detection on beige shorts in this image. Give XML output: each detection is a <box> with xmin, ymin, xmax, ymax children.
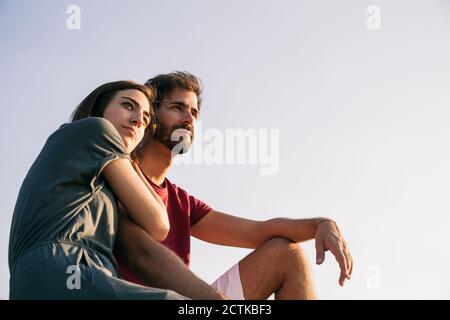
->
<box><xmin>210</xmin><ymin>263</ymin><xmax>245</xmax><ymax>300</ymax></box>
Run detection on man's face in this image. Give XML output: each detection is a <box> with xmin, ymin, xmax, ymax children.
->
<box><xmin>154</xmin><ymin>88</ymin><xmax>199</xmax><ymax>154</ymax></box>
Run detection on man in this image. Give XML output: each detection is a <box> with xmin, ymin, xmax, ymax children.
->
<box><xmin>114</xmin><ymin>72</ymin><xmax>353</xmax><ymax>300</ymax></box>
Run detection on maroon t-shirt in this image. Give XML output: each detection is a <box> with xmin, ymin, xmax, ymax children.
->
<box><xmin>115</xmin><ymin>177</ymin><xmax>212</xmax><ymax>286</ymax></box>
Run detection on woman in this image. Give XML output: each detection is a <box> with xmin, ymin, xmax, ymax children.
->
<box><xmin>8</xmin><ymin>81</ymin><xmax>185</xmax><ymax>299</ymax></box>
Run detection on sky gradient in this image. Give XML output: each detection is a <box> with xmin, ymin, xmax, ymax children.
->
<box><xmin>1</xmin><ymin>0</ymin><xmax>449</xmax><ymax>299</ymax></box>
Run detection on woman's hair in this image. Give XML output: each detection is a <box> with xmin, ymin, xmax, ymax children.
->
<box><xmin>71</xmin><ymin>80</ymin><xmax>156</xmax><ymax>122</ymax></box>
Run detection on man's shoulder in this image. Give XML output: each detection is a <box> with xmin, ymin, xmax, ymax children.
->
<box><xmin>164</xmin><ymin>178</ymin><xmax>212</xmax><ymax>217</ymax></box>
<box><xmin>165</xmin><ymin>178</ymin><xmax>205</xmax><ymax>203</ymax></box>
<box><xmin>165</xmin><ymin>178</ymin><xmax>189</xmax><ymax>196</ymax></box>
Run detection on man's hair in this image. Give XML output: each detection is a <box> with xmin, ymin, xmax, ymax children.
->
<box><xmin>145</xmin><ymin>71</ymin><xmax>203</xmax><ymax>111</ymax></box>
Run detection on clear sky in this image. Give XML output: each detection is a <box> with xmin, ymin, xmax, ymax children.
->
<box><xmin>1</xmin><ymin>0</ymin><xmax>450</xmax><ymax>299</ymax></box>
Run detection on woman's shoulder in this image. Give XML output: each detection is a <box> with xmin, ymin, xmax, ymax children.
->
<box><xmin>60</xmin><ymin>117</ymin><xmax>116</xmax><ymax>133</ymax></box>
<box><xmin>54</xmin><ymin>117</ymin><xmax>120</xmax><ymax>140</ymax></box>
<box><xmin>50</xmin><ymin>117</ymin><xmax>125</xmax><ymax>152</ymax></box>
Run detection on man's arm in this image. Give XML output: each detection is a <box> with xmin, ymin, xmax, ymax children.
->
<box><xmin>115</xmin><ymin>210</ymin><xmax>227</xmax><ymax>300</ymax></box>
<box><xmin>191</xmin><ymin>210</ymin><xmax>353</xmax><ymax>286</ymax></box>
<box><xmin>191</xmin><ymin>210</ymin><xmax>319</xmax><ymax>248</ymax></box>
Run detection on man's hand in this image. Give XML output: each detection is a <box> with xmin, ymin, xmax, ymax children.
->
<box><xmin>315</xmin><ymin>219</ymin><xmax>353</xmax><ymax>286</ymax></box>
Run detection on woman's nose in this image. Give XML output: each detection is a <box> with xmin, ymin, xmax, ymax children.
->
<box><xmin>131</xmin><ymin>114</ymin><xmax>144</xmax><ymax>127</ymax></box>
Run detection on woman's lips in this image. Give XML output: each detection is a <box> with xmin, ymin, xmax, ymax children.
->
<box><xmin>122</xmin><ymin>126</ymin><xmax>137</xmax><ymax>139</ymax></box>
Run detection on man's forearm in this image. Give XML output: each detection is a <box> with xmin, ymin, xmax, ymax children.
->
<box><xmin>127</xmin><ymin>238</ymin><xmax>226</xmax><ymax>300</ymax></box>
<box><xmin>261</xmin><ymin>217</ymin><xmax>325</xmax><ymax>243</ymax></box>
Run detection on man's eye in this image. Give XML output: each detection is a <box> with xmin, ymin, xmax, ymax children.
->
<box><xmin>172</xmin><ymin>105</ymin><xmax>182</xmax><ymax>110</ymax></box>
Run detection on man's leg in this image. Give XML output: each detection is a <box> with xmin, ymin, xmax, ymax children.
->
<box><xmin>116</xmin><ymin>215</ymin><xmax>225</xmax><ymax>299</ymax></box>
<box><xmin>238</xmin><ymin>237</ymin><xmax>316</xmax><ymax>300</ymax></box>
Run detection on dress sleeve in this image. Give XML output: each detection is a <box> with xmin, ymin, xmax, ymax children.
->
<box><xmin>53</xmin><ymin>117</ymin><xmax>131</xmax><ymax>191</ymax></box>
<box><xmin>80</xmin><ymin>117</ymin><xmax>129</xmax><ymax>176</ymax></box>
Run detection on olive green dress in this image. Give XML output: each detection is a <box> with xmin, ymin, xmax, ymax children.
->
<box><xmin>8</xmin><ymin>117</ymin><xmax>185</xmax><ymax>300</ymax></box>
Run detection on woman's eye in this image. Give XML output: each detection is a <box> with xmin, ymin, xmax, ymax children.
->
<box><xmin>123</xmin><ymin>102</ymin><xmax>133</xmax><ymax>110</ymax></box>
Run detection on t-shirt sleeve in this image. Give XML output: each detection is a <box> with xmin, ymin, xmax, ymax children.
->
<box><xmin>189</xmin><ymin>194</ymin><xmax>213</xmax><ymax>226</ymax></box>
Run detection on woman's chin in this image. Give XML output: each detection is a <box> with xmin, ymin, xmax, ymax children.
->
<box><xmin>127</xmin><ymin>144</ymin><xmax>138</xmax><ymax>153</ymax></box>
<box><xmin>122</xmin><ymin>138</ymin><xmax>136</xmax><ymax>153</ymax></box>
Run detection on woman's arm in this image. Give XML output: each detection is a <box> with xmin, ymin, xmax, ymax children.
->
<box><xmin>102</xmin><ymin>158</ymin><xmax>169</xmax><ymax>241</ymax></box>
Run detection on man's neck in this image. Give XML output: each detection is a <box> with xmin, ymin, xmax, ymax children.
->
<box><xmin>138</xmin><ymin>139</ymin><xmax>173</xmax><ymax>187</ymax></box>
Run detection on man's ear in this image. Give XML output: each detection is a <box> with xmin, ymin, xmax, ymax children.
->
<box><xmin>150</xmin><ymin>116</ymin><xmax>158</xmax><ymax>138</ymax></box>
<box><xmin>150</xmin><ymin>114</ymin><xmax>164</xmax><ymax>140</ymax></box>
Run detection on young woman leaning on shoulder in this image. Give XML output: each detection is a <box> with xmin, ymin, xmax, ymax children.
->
<box><xmin>8</xmin><ymin>81</ymin><xmax>184</xmax><ymax>300</ymax></box>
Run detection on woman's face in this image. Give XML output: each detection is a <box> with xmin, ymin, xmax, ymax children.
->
<box><xmin>102</xmin><ymin>89</ymin><xmax>151</xmax><ymax>152</ymax></box>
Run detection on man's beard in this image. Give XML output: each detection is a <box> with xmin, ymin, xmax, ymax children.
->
<box><xmin>155</xmin><ymin>122</ymin><xmax>194</xmax><ymax>156</ymax></box>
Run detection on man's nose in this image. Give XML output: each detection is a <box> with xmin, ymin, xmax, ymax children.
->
<box><xmin>182</xmin><ymin>110</ymin><xmax>195</xmax><ymax>125</ymax></box>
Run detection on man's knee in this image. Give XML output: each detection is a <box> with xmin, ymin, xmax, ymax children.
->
<box><xmin>260</xmin><ymin>237</ymin><xmax>309</xmax><ymax>267</ymax></box>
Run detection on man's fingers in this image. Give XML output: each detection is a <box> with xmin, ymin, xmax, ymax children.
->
<box><xmin>315</xmin><ymin>240</ymin><xmax>325</xmax><ymax>265</ymax></box>
<box><xmin>339</xmin><ymin>262</ymin><xmax>348</xmax><ymax>286</ymax></box>
<box><xmin>330</xmin><ymin>244</ymin><xmax>348</xmax><ymax>286</ymax></box>
<box><xmin>342</xmin><ymin>241</ymin><xmax>353</xmax><ymax>279</ymax></box>
<box><xmin>339</xmin><ymin>269</ymin><xmax>347</xmax><ymax>286</ymax></box>
<box><xmin>342</xmin><ymin>245</ymin><xmax>352</xmax><ymax>279</ymax></box>
<box><xmin>347</xmin><ymin>251</ymin><xmax>353</xmax><ymax>278</ymax></box>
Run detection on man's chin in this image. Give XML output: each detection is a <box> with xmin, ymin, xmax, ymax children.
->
<box><xmin>169</xmin><ymin>142</ymin><xmax>192</xmax><ymax>156</ymax></box>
